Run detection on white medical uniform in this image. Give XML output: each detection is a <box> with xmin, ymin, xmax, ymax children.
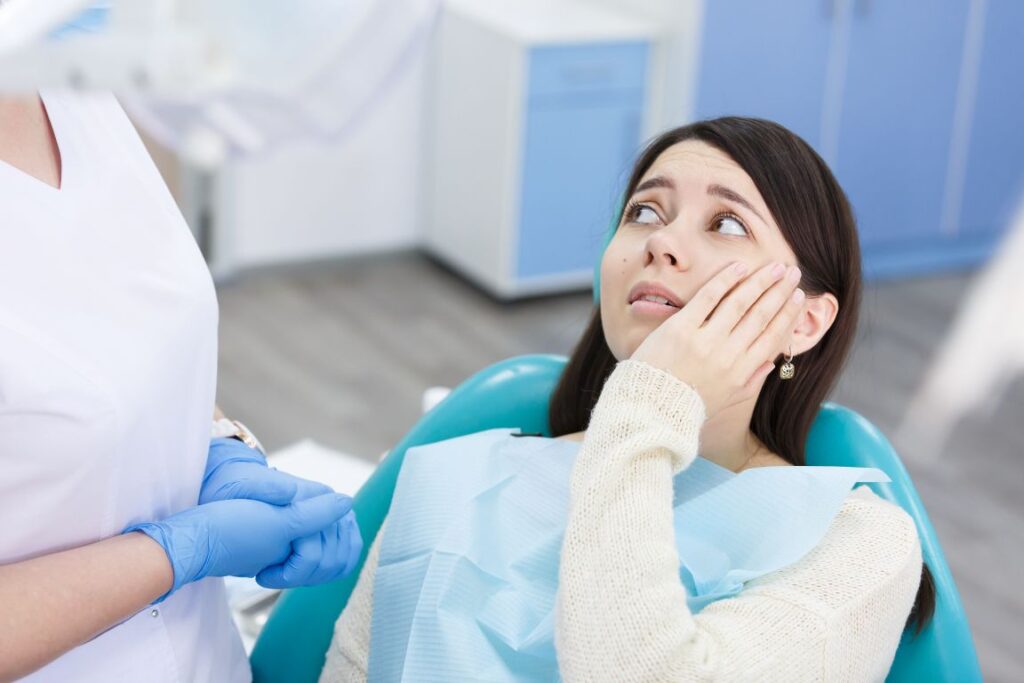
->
<box><xmin>0</xmin><ymin>90</ymin><xmax>250</xmax><ymax>682</ymax></box>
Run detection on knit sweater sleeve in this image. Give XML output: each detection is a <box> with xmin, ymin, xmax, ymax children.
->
<box><xmin>318</xmin><ymin>526</ymin><xmax>383</xmax><ymax>683</ymax></box>
<box><xmin>555</xmin><ymin>360</ymin><xmax>923</xmax><ymax>682</ymax></box>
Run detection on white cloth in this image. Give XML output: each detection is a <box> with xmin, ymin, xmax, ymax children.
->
<box><xmin>321</xmin><ymin>361</ymin><xmax>922</xmax><ymax>682</ymax></box>
<box><xmin>0</xmin><ymin>89</ymin><xmax>250</xmax><ymax>682</ymax></box>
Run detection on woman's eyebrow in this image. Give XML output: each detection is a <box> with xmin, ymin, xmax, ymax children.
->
<box><xmin>707</xmin><ymin>183</ymin><xmax>767</xmax><ymax>225</ymax></box>
<box><xmin>632</xmin><ymin>176</ymin><xmax>676</xmax><ymax>195</ymax></box>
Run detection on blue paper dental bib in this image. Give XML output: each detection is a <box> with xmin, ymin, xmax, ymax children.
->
<box><xmin>367</xmin><ymin>429</ymin><xmax>888</xmax><ymax>682</ymax></box>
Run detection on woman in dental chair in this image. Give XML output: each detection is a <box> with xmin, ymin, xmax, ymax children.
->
<box><xmin>320</xmin><ymin>117</ymin><xmax>934</xmax><ymax>682</ymax></box>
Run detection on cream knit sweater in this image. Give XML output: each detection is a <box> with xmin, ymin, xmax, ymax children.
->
<box><xmin>320</xmin><ymin>361</ymin><xmax>922</xmax><ymax>682</ymax></box>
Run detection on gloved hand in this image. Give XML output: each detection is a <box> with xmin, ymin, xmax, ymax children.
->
<box><xmin>125</xmin><ymin>493</ymin><xmax>353</xmax><ymax>601</ymax></box>
<box><xmin>255</xmin><ymin>507</ymin><xmax>363</xmax><ymax>588</ymax></box>
<box><xmin>200</xmin><ymin>437</ymin><xmax>318</xmax><ymax>506</ymax></box>
<box><xmin>199</xmin><ymin>437</ymin><xmax>364</xmax><ymax>589</ymax></box>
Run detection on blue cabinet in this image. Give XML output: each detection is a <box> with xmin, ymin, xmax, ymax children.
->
<box><xmin>694</xmin><ymin>1</ymin><xmax>833</xmax><ymax>150</ymax></box>
<box><xmin>959</xmin><ymin>0</ymin><xmax>1024</xmax><ymax>239</ymax></box>
<box><xmin>689</xmin><ymin>0</ymin><xmax>1018</xmax><ymax>279</ymax></box>
<box><xmin>425</xmin><ymin>1</ymin><xmax>656</xmax><ymax>299</ymax></box>
<box><xmin>517</xmin><ymin>44</ymin><xmax>646</xmax><ymax>280</ymax></box>
<box><xmin>835</xmin><ymin>0</ymin><xmax>969</xmax><ymax>253</ymax></box>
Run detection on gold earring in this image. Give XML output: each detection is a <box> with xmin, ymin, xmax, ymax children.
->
<box><xmin>779</xmin><ymin>346</ymin><xmax>796</xmax><ymax>380</ymax></box>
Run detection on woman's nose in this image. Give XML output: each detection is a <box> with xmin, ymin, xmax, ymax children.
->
<box><xmin>644</xmin><ymin>228</ymin><xmax>691</xmax><ymax>271</ymax></box>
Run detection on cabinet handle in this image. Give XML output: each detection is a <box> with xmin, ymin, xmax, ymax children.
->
<box><xmin>561</xmin><ymin>63</ymin><xmax>616</xmax><ymax>86</ymax></box>
<box><xmin>825</xmin><ymin>0</ymin><xmax>872</xmax><ymax>19</ymax></box>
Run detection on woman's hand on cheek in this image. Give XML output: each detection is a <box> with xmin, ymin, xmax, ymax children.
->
<box><xmin>631</xmin><ymin>260</ymin><xmax>805</xmax><ymax>419</ymax></box>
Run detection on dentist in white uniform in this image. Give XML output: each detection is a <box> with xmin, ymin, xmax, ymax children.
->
<box><xmin>0</xmin><ymin>90</ymin><xmax>362</xmax><ymax>682</ymax></box>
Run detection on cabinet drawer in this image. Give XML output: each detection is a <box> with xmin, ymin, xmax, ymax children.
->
<box><xmin>516</xmin><ymin>97</ymin><xmax>643</xmax><ymax>279</ymax></box>
<box><xmin>527</xmin><ymin>42</ymin><xmax>649</xmax><ymax>100</ymax></box>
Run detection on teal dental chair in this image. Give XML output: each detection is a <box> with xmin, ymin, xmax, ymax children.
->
<box><xmin>249</xmin><ymin>357</ymin><xmax>982</xmax><ymax>682</ymax></box>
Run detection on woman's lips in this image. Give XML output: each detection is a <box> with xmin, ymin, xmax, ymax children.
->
<box><xmin>627</xmin><ymin>282</ymin><xmax>685</xmax><ymax>319</ymax></box>
<box><xmin>630</xmin><ymin>298</ymin><xmax>681</xmax><ymax>318</ymax></box>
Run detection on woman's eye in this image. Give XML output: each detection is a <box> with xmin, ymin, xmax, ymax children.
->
<box><xmin>632</xmin><ymin>205</ymin><xmax>661</xmax><ymax>225</ymax></box>
<box><xmin>713</xmin><ymin>214</ymin><xmax>749</xmax><ymax>237</ymax></box>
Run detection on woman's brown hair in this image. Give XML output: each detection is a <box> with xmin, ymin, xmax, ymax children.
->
<box><xmin>549</xmin><ymin>116</ymin><xmax>934</xmax><ymax>634</ymax></box>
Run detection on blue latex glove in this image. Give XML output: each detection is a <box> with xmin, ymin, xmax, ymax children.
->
<box><xmin>200</xmin><ymin>437</ymin><xmax>320</xmax><ymax>505</ymax></box>
<box><xmin>126</xmin><ymin>493</ymin><xmax>353</xmax><ymax>601</ymax></box>
<box><xmin>200</xmin><ymin>437</ymin><xmax>364</xmax><ymax>588</ymax></box>
<box><xmin>256</xmin><ymin>507</ymin><xmax>363</xmax><ymax>588</ymax></box>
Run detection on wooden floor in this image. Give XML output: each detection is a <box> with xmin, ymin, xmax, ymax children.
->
<box><xmin>217</xmin><ymin>252</ymin><xmax>1022</xmax><ymax>681</ymax></box>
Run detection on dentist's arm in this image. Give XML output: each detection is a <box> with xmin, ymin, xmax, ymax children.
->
<box><xmin>0</xmin><ymin>493</ymin><xmax>353</xmax><ymax>682</ymax></box>
<box><xmin>0</xmin><ymin>533</ymin><xmax>173</xmax><ymax>682</ymax></box>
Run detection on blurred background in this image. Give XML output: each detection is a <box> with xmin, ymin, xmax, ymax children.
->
<box><xmin>4</xmin><ymin>0</ymin><xmax>1020</xmax><ymax>678</ymax></box>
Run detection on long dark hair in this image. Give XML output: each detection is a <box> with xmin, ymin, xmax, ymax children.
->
<box><xmin>549</xmin><ymin>117</ymin><xmax>935</xmax><ymax>634</ymax></box>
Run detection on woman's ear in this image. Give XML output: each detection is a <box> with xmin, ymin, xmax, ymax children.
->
<box><xmin>789</xmin><ymin>293</ymin><xmax>839</xmax><ymax>356</ymax></box>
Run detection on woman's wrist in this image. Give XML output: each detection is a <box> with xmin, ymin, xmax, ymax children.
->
<box><xmin>586</xmin><ymin>360</ymin><xmax>707</xmax><ymax>471</ymax></box>
<box><xmin>610</xmin><ymin>360</ymin><xmax>707</xmax><ymax>424</ymax></box>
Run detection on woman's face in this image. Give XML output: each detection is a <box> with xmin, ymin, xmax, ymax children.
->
<box><xmin>601</xmin><ymin>140</ymin><xmax>800</xmax><ymax>360</ymax></box>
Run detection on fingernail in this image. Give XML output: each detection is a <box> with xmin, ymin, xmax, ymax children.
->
<box><xmin>734</xmin><ymin>262</ymin><xmax>748</xmax><ymax>275</ymax></box>
<box><xmin>771</xmin><ymin>262</ymin><xmax>786</xmax><ymax>278</ymax></box>
<box><xmin>792</xmin><ymin>288</ymin><xmax>805</xmax><ymax>303</ymax></box>
<box><xmin>788</xmin><ymin>266</ymin><xmax>802</xmax><ymax>282</ymax></box>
